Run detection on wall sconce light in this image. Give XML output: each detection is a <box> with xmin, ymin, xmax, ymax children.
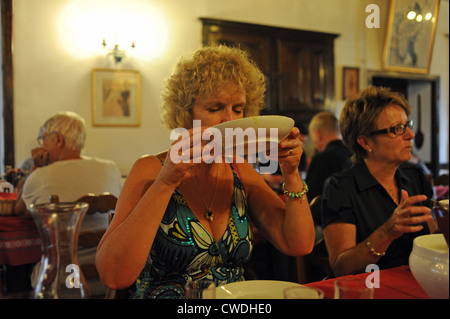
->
<box><xmin>102</xmin><ymin>38</ymin><xmax>135</xmax><ymax>63</ymax></box>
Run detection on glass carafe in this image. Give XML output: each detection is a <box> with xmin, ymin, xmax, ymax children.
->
<box><xmin>30</xmin><ymin>202</ymin><xmax>90</xmax><ymax>298</ymax></box>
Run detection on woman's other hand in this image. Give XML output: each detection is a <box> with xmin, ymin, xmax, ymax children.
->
<box><xmin>277</xmin><ymin>127</ymin><xmax>303</xmax><ymax>175</ymax></box>
<box><xmin>383</xmin><ymin>190</ymin><xmax>433</xmax><ymax>239</ymax></box>
<box><xmin>159</xmin><ymin>126</ymin><xmax>215</xmax><ymax>187</ymax></box>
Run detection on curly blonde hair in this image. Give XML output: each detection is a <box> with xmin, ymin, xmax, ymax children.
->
<box><xmin>161</xmin><ymin>45</ymin><xmax>266</xmax><ymax>129</ymax></box>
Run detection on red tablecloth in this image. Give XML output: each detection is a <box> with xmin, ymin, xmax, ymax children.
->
<box><xmin>305</xmin><ymin>266</ymin><xmax>430</xmax><ymax>299</ymax></box>
<box><xmin>0</xmin><ymin>216</ymin><xmax>41</xmax><ymax>266</ymax></box>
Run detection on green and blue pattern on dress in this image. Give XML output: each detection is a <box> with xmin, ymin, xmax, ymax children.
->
<box><xmin>132</xmin><ymin>164</ymin><xmax>253</xmax><ymax>299</ymax></box>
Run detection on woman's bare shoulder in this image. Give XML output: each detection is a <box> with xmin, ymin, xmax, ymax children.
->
<box><xmin>128</xmin><ymin>154</ymin><xmax>165</xmax><ymax>180</ymax></box>
<box><xmin>233</xmin><ymin>161</ymin><xmax>259</xmax><ymax>178</ymax></box>
<box><xmin>134</xmin><ymin>153</ymin><xmax>166</xmax><ymax>167</ymax></box>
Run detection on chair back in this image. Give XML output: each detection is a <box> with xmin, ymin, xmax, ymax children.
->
<box><xmin>77</xmin><ymin>193</ymin><xmax>117</xmax><ymax>249</ymax></box>
<box><xmin>310</xmin><ymin>195</ymin><xmax>322</xmax><ymax>226</ymax></box>
<box><xmin>297</xmin><ymin>195</ymin><xmax>334</xmax><ymax>283</ymax></box>
<box><xmin>78</xmin><ymin>193</ymin><xmax>117</xmax><ymax>215</ymax></box>
<box><xmin>76</xmin><ymin>193</ymin><xmax>117</xmax><ymax>296</ymax></box>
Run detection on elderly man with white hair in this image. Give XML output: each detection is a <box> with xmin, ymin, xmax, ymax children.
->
<box><xmin>15</xmin><ymin>111</ymin><xmax>122</xmax><ymax>215</ymax></box>
<box><xmin>13</xmin><ymin>111</ymin><xmax>122</xmax><ymax>296</ymax></box>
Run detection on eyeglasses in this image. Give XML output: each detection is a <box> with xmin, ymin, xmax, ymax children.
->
<box><xmin>37</xmin><ymin>131</ymin><xmax>59</xmax><ymax>146</ymax></box>
<box><xmin>369</xmin><ymin>121</ymin><xmax>413</xmax><ymax>137</ymax></box>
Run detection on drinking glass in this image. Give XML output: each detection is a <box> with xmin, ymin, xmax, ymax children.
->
<box><xmin>185</xmin><ymin>280</ymin><xmax>216</xmax><ymax>299</ymax></box>
<box><xmin>334</xmin><ymin>278</ymin><xmax>374</xmax><ymax>299</ymax></box>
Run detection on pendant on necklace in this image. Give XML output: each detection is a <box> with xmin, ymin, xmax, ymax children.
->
<box><xmin>205</xmin><ymin>211</ymin><xmax>214</xmax><ymax>222</ymax></box>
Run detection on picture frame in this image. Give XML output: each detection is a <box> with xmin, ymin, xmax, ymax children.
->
<box><xmin>383</xmin><ymin>0</ymin><xmax>440</xmax><ymax>74</ymax></box>
<box><xmin>342</xmin><ymin>67</ymin><xmax>359</xmax><ymax>100</ymax></box>
<box><xmin>92</xmin><ymin>69</ymin><xmax>141</xmax><ymax>127</ymax></box>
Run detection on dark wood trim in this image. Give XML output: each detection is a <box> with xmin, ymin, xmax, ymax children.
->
<box><xmin>200</xmin><ymin>18</ymin><xmax>339</xmax><ymax>45</ymax></box>
<box><xmin>2</xmin><ymin>0</ymin><xmax>14</xmax><ymax>168</ymax></box>
<box><xmin>200</xmin><ymin>18</ymin><xmax>339</xmax><ymax>123</ymax></box>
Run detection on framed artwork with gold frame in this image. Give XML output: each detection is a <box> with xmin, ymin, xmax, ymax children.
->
<box><xmin>383</xmin><ymin>0</ymin><xmax>440</xmax><ymax>74</ymax></box>
<box><xmin>92</xmin><ymin>69</ymin><xmax>141</xmax><ymax>126</ymax></box>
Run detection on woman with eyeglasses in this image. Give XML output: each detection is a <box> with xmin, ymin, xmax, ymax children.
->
<box><xmin>321</xmin><ymin>86</ymin><xmax>434</xmax><ymax>276</ymax></box>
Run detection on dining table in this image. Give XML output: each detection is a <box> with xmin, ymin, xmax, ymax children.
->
<box><xmin>0</xmin><ymin>215</ymin><xmax>41</xmax><ymax>295</ymax></box>
<box><xmin>305</xmin><ymin>265</ymin><xmax>430</xmax><ymax>299</ymax></box>
<box><xmin>0</xmin><ymin>215</ymin><xmax>41</xmax><ymax>266</ymax></box>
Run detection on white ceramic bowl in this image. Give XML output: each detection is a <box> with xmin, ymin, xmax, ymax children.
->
<box><xmin>409</xmin><ymin>234</ymin><xmax>449</xmax><ymax>299</ymax></box>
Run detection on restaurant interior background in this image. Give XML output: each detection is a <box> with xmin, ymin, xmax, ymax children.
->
<box><xmin>1</xmin><ymin>0</ymin><xmax>449</xmax><ymax>178</ymax></box>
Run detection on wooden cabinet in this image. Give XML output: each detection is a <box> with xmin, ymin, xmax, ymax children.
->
<box><xmin>201</xmin><ymin>18</ymin><xmax>339</xmax><ymax>122</ymax></box>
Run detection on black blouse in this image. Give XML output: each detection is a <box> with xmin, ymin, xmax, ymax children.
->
<box><xmin>306</xmin><ymin>139</ymin><xmax>352</xmax><ymax>202</ymax></box>
<box><xmin>321</xmin><ymin>161</ymin><xmax>433</xmax><ymax>270</ymax></box>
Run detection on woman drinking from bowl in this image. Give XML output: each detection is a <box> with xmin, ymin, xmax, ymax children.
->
<box><xmin>322</xmin><ymin>86</ymin><xmax>434</xmax><ymax>277</ymax></box>
<box><xmin>96</xmin><ymin>45</ymin><xmax>314</xmax><ymax>298</ymax></box>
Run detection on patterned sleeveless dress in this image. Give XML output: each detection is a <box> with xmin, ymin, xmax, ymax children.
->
<box><xmin>131</xmin><ymin>164</ymin><xmax>253</xmax><ymax>299</ymax></box>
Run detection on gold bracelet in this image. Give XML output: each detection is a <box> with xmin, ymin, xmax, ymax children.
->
<box><xmin>282</xmin><ymin>181</ymin><xmax>309</xmax><ymax>199</ymax></box>
<box><xmin>366</xmin><ymin>241</ymin><xmax>386</xmax><ymax>257</ymax></box>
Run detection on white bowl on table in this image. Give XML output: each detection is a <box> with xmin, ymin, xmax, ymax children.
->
<box><xmin>215</xmin><ymin>280</ymin><xmax>319</xmax><ymax>299</ymax></box>
<box><xmin>409</xmin><ymin>234</ymin><xmax>449</xmax><ymax>299</ymax></box>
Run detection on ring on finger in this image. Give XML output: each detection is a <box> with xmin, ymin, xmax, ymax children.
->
<box><xmin>181</xmin><ymin>151</ymin><xmax>190</xmax><ymax>161</ymax></box>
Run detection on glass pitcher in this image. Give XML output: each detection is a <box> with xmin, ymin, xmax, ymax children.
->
<box><xmin>30</xmin><ymin>202</ymin><xmax>90</xmax><ymax>299</ymax></box>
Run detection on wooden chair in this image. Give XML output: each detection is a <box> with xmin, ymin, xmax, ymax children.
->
<box><xmin>296</xmin><ymin>195</ymin><xmax>333</xmax><ymax>283</ymax></box>
<box><xmin>48</xmin><ymin>192</ymin><xmax>117</xmax><ymax>252</ymax></box>
<box><xmin>77</xmin><ymin>193</ymin><xmax>117</xmax><ymax>252</ymax></box>
<box><xmin>309</xmin><ymin>195</ymin><xmax>323</xmax><ymax>244</ymax></box>
<box><xmin>76</xmin><ymin>193</ymin><xmax>117</xmax><ymax>279</ymax></box>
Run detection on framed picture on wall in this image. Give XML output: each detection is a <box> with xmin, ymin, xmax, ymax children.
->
<box><xmin>343</xmin><ymin>67</ymin><xmax>359</xmax><ymax>100</ymax></box>
<box><xmin>383</xmin><ymin>0</ymin><xmax>440</xmax><ymax>74</ymax></box>
<box><xmin>92</xmin><ymin>69</ymin><xmax>141</xmax><ymax>127</ymax></box>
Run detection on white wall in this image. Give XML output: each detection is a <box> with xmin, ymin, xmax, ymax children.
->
<box><xmin>12</xmin><ymin>0</ymin><xmax>449</xmax><ymax>175</ymax></box>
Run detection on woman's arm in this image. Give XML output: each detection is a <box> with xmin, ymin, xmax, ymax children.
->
<box><xmin>96</xmin><ymin>155</ymin><xmax>180</xmax><ymax>289</ymax></box>
<box><xmin>96</xmin><ymin>126</ymin><xmax>224</xmax><ymax>289</ymax></box>
<box><xmin>324</xmin><ymin>222</ymin><xmax>391</xmax><ymax>276</ymax></box>
<box><xmin>324</xmin><ymin>190</ymin><xmax>433</xmax><ymax>276</ymax></box>
<box><xmin>238</xmin><ymin>162</ymin><xmax>314</xmax><ymax>256</ymax></box>
<box><xmin>237</xmin><ymin>128</ymin><xmax>315</xmax><ymax>256</ymax></box>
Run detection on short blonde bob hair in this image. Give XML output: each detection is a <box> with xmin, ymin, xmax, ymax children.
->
<box><xmin>340</xmin><ymin>85</ymin><xmax>411</xmax><ymax>163</ymax></box>
<box><xmin>161</xmin><ymin>45</ymin><xmax>266</xmax><ymax>129</ymax></box>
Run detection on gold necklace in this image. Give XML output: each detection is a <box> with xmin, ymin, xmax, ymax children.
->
<box><xmin>188</xmin><ymin>164</ymin><xmax>219</xmax><ymax>222</ymax></box>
